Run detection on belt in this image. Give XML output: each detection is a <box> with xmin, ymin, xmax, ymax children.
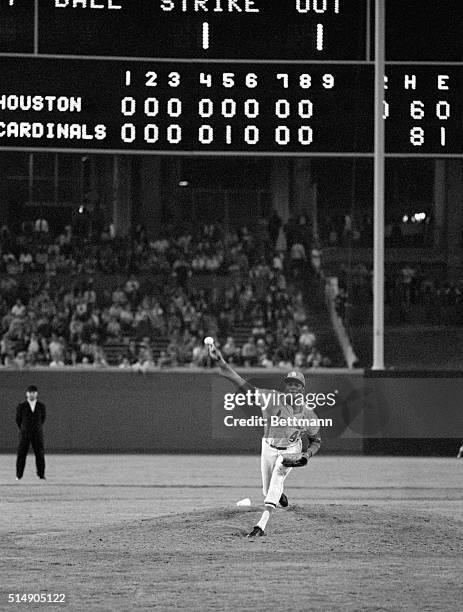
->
<box><xmin>266</xmin><ymin>440</ymin><xmax>288</xmax><ymax>450</ymax></box>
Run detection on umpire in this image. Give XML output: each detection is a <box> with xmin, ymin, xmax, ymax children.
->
<box><xmin>16</xmin><ymin>385</ymin><xmax>46</xmax><ymax>480</ymax></box>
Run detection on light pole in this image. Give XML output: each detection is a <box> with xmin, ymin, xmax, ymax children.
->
<box><xmin>372</xmin><ymin>0</ymin><xmax>385</xmax><ymax>370</ymax></box>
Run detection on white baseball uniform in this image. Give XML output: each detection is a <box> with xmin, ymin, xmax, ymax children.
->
<box><xmin>255</xmin><ymin>389</ymin><xmax>321</xmax><ymax>507</ymax></box>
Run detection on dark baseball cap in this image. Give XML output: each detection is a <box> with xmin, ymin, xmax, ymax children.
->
<box><xmin>285</xmin><ymin>370</ymin><xmax>306</xmax><ymax>387</ymax></box>
<box><xmin>26</xmin><ymin>385</ymin><xmax>38</xmax><ymax>392</ymax></box>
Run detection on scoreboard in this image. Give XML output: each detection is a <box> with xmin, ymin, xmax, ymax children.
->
<box><xmin>1</xmin><ymin>0</ymin><xmax>366</xmax><ymax>59</ymax></box>
<box><xmin>0</xmin><ymin>59</ymin><xmax>374</xmax><ymax>154</ymax></box>
<box><xmin>0</xmin><ymin>0</ymin><xmax>463</xmax><ymax>156</ymax></box>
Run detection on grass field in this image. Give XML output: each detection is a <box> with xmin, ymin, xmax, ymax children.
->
<box><xmin>1</xmin><ymin>455</ymin><xmax>462</xmax><ymax>611</ymax></box>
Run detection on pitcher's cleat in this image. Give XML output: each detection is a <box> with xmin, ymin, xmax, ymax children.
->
<box><xmin>279</xmin><ymin>493</ymin><xmax>289</xmax><ymax>507</ymax></box>
<box><xmin>247</xmin><ymin>526</ymin><xmax>265</xmax><ymax>538</ymax></box>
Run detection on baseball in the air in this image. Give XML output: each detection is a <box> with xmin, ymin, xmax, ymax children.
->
<box><xmin>204</xmin><ymin>336</ymin><xmax>215</xmax><ymax>346</ymax></box>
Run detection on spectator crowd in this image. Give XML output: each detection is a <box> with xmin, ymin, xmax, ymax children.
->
<box><xmin>0</xmin><ymin>214</ymin><xmax>330</xmax><ymax>370</ymax></box>
<box><xmin>335</xmin><ymin>261</ymin><xmax>463</xmax><ymax>326</ymax></box>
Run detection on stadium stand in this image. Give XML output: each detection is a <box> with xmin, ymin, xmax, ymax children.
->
<box><xmin>0</xmin><ymin>217</ymin><xmax>334</xmax><ymax>369</ymax></box>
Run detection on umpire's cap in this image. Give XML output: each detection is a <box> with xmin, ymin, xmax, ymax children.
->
<box><xmin>285</xmin><ymin>370</ymin><xmax>306</xmax><ymax>387</ymax></box>
<box><xmin>26</xmin><ymin>385</ymin><xmax>38</xmax><ymax>392</ymax></box>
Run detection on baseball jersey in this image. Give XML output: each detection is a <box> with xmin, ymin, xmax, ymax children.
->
<box><xmin>255</xmin><ymin>388</ymin><xmax>320</xmax><ymax>448</ymax></box>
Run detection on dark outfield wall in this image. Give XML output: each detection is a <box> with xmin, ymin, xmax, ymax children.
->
<box><xmin>0</xmin><ymin>369</ymin><xmax>462</xmax><ymax>453</ymax></box>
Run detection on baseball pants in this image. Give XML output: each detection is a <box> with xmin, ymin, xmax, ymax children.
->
<box><xmin>260</xmin><ymin>438</ymin><xmax>302</xmax><ymax>506</ymax></box>
<box><xmin>16</xmin><ymin>430</ymin><xmax>45</xmax><ymax>478</ymax></box>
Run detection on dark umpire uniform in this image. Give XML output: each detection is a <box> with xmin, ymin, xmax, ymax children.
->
<box><xmin>16</xmin><ymin>385</ymin><xmax>46</xmax><ymax>480</ymax></box>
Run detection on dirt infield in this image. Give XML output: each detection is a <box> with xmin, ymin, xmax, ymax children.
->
<box><xmin>1</xmin><ymin>455</ymin><xmax>462</xmax><ymax>611</ymax></box>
